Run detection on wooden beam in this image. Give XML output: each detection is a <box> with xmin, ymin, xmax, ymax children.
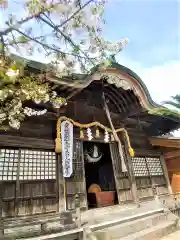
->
<box><xmin>160</xmin><ymin>155</ymin><xmax>172</xmax><ymax>194</ymax></box>
<box><xmin>0</xmin><ymin>135</ymin><xmax>54</xmax><ymax>149</ymax></box>
<box><xmin>68</xmin><ymin>100</ymin><xmax>150</xmax><ymax>126</ymax></box>
<box><xmin>0</xmin><ymin>183</ymin><xmax>4</xmax><ymax>237</ymax></box>
<box><xmin>149</xmin><ymin>137</ymin><xmax>180</xmax><ymax>149</ymax></box>
<box><xmin>123</xmin><ymin>136</ymin><xmax>139</xmax><ymax>205</ymax></box>
<box><xmin>56</xmin><ymin>156</ymin><xmax>60</xmax><ymax>212</ymax></box>
<box><xmin>134</xmin><ymin>149</ymin><xmax>161</xmax><ymax>156</ymax></box>
<box><xmin>164</xmin><ymin>150</ymin><xmax>180</xmax><ymax>160</ymax></box>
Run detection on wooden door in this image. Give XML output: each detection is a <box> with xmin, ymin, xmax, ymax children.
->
<box><xmin>109</xmin><ymin>143</ymin><xmax>133</xmax><ymax>203</ymax></box>
<box><xmin>65</xmin><ymin>139</ymin><xmax>87</xmax><ymax>211</ymax></box>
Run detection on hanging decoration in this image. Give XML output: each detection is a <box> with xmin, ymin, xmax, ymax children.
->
<box><xmin>55</xmin><ymin>116</ymin><xmax>134</xmax><ymax>158</ymax></box>
<box><xmin>80</xmin><ymin>128</ymin><xmax>84</xmax><ymax>139</ymax></box>
<box><xmin>85</xmin><ymin>145</ymin><xmax>102</xmax><ymax>163</ymax></box>
<box><xmin>95</xmin><ymin>127</ymin><xmax>100</xmax><ymax>138</ymax></box>
<box><xmin>104</xmin><ymin>130</ymin><xmax>109</xmax><ymax>142</ymax></box>
<box><xmin>55</xmin><ymin>118</ymin><xmax>61</xmax><ymax>153</ymax></box>
<box><xmin>111</xmin><ymin>134</ymin><xmax>115</xmax><ymax>141</ymax></box>
<box><xmin>61</xmin><ymin>120</ymin><xmax>73</xmax><ymax>178</ymax></box>
<box><xmin>87</xmin><ymin>127</ymin><xmax>93</xmax><ymax>141</ymax></box>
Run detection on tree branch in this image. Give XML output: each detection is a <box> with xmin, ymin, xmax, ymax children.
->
<box><xmin>0</xmin><ymin>36</ymin><xmax>5</xmax><ymax>56</ymax></box>
<box><xmin>39</xmin><ymin>15</ymin><xmax>96</xmax><ymax>66</ymax></box>
<box><xmin>0</xmin><ymin>0</ymin><xmax>93</xmax><ymax>39</ymax></box>
<box><xmin>0</xmin><ymin>15</ymin><xmax>38</xmax><ymax>37</ymax></box>
<box><xmin>0</xmin><ymin>1</ymin><xmax>61</xmax><ymax>37</ymax></box>
<box><xmin>10</xmin><ymin>26</ymin><xmax>96</xmax><ymax>61</ymax></box>
<box><xmin>57</xmin><ymin>0</ymin><xmax>93</xmax><ymax>28</ymax></box>
<box><xmin>7</xmin><ymin>35</ymin><xmax>45</xmax><ymax>46</ymax></box>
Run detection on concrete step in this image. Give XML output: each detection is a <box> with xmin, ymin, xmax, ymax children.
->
<box><xmin>119</xmin><ymin>220</ymin><xmax>176</xmax><ymax>240</ymax></box>
<box><xmin>94</xmin><ymin>212</ymin><xmax>169</xmax><ymax>239</ymax></box>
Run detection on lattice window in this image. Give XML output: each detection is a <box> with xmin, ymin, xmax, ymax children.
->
<box><xmin>132</xmin><ymin>157</ymin><xmax>149</xmax><ymax>176</ymax></box>
<box><xmin>0</xmin><ymin>148</ymin><xmax>56</xmax><ymax>181</ymax></box>
<box><xmin>20</xmin><ymin>149</ymin><xmax>56</xmax><ymax>180</ymax></box>
<box><xmin>0</xmin><ymin>149</ymin><xmax>19</xmax><ymax>180</ymax></box>
<box><xmin>132</xmin><ymin>157</ymin><xmax>163</xmax><ymax>177</ymax></box>
<box><xmin>146</xmin><ymin>157</ymin><xmax>163</xmax><ymax>176</ymax></box>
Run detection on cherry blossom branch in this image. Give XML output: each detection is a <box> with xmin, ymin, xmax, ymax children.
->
<box><xmin>56</xmin><ymin>0</ymin><xmax>93</xmax><ymax>28</ymax></box>
<box><xmin>0</xmin><ymin>12</ymin><xmax>45</xmax><ymax>38</ymax></box>
<box><xmin>0</xmin><ymin>0</ymin><xmax>93</xmax><ymax>39</ymax></box>
<box><xmin>10</xmin><ymin>26</ymin><xmax>96</xmax><ymax>61</ymax></box>
<box><xmin>39</xmin><ymin>14</ymin><xmax>96</xmax><ymax>66</ymax></box>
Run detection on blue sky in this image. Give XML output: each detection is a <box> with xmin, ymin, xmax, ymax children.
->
<box><xmin>104</xmin><ymin>0</ymin><xmax>179</xmax><ymax>67</ymax></box>
<box><xmin>100</xmin><ymin>0</ymin><xmax>180</xmax><ymax>107</ymax></box>
<box><xmin>0</xmin><ymin>0</ymin><xmax>179</xmax><ymax>105</ymax></box>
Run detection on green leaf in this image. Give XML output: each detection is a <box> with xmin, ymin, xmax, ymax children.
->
<box><xmin>92</xmin><ymin>7</ymin><xmax>97</xmax><ymax>15</ymax></box>
<box><xmin>72</xmin><ymin>46</ymin><xmax>80</xmax><ymax>53</ymax></box>
<box><xmin>17</xmin><ymin>36</ymin><xmax>29</xmax><ymax>43</ymax></box>
<box><xmin>0</xmin><ymin>125</ymin><xmax>9</xmax><ymax>131</ymax></box>
<box><xmin>0</xmin><ymin>41</ymin><xmax>3</xmax><ymax>52</ymax></box>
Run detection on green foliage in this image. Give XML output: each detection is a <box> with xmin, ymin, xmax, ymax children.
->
<box><xmin>163</xmin><ymin>95</ymin><xmax>180</xmax><ymax>110</ymax></box>
<box><xmin>149</xmin><ymin>107</ymin><xmax>180</xmax><ymax>117</ymax></box>
<box><xmin>149</xmin><ymin>94</ymin><xmax>180</xmax><ymax>118</ymax></box>
<box><xmin>0</xmin><ymin>57</ymin><xmax>66</xmax><ymax>129</ymax></box>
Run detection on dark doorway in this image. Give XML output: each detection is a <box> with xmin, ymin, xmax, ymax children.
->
<box><xmin>83</xmin><ymin>141</ymin><xmax>118</xmax><ymax>208</ymax></box>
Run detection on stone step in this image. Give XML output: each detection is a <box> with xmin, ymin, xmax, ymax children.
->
<box><xmin>118</xmin><ymin>220</ymin><xmax>177</xmax><ymax>240</ymax></box>
<box><xmin>19</xmin><ymin>209</ymin><xmax>166</xmax><ymax>240</ymax></box>
<box><xmin>94</xmin><ymin>212</ymin><xmax>170</xmax><ymax>239</ymax></box>
<box><xmin>161</xmin><ymin>230</ymin><xmax>180</xmax><ymax>240</ymax></box>
<box><xmin>82</xmin><ymin>200</ymin><xmax>161</xmax><ymax>226</ymax></box>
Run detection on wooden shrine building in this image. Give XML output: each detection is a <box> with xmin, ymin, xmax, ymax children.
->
<box><xmin>150</xmin><ymin>136</ymin><xmax>180</xmax><ymax>192</ymax></box>
<box><xmin>0</xmin><ymin>56</ymin><xmax>180</xmax><ymax>219</ymax></box>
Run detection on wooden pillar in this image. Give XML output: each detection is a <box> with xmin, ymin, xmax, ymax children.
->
<box><xmin>15</xmin><ymin>149</ymin><xmax>21</xmax><ymax>216</ymax></box>
<box><xmin>56</xmin><ymin>155</ymin><xmax>60</xmax><ymax>212</ymax></box>
<box><xmin>57</xmin><ymin>154</ymin><xmax>66</xmax><ymax>212</ymax></box>
<box><xmin>56</xmin><ymin>108</ymin><xmax>66</xmax><ymax>212</ymax></box>
<box><xmin>0</xmin><ymin>183</ymin><xmax>4</xmax><ymax>237</ymax></box>
<box><xmin>123</xmin><ymin>137</ymin><xmax>139</xmax><ymax>205</ymax></box>
<box><xmin>160</xmin><ymin>154</ymin><xmax>172</xmax><ymax>194</ymax></box>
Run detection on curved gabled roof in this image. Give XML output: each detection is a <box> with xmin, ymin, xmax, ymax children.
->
<box><xmin>106</xmin><ymin>62</ymin><xmax>160</xmax><ymax>108</ymax></box>
<box><xmin>87</xmin><ymin>61</ymin><xmax>162</xmax><ymax>111</ymax></box>
<box><xmin>7</xmin><ymin>54</ymin><xmax>166</xmax><ymax>109</ymax></box>
<box><xmin>9</xmin><ymin>54</ymin><xmax>180</xmax><ymax>127</ymax></box>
